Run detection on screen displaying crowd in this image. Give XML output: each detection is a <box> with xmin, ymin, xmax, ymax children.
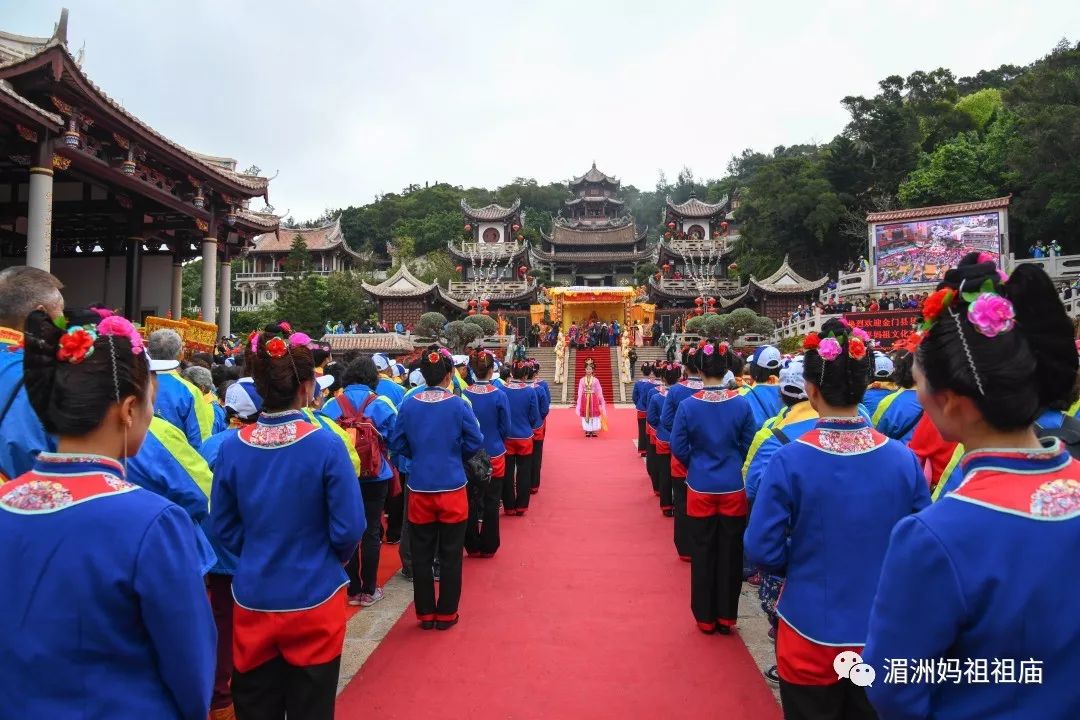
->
<box><xmin>873</xmin><ymin>212</ymin><xmax>1002</xmax><ymax>286</ymax></box>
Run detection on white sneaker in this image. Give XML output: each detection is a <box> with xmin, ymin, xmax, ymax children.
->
<box><xmin>359</xmin><ymin>587</ymin><xmax>385</xmax><ymax>606</ymax></box>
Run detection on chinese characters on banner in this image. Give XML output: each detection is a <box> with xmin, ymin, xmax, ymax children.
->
<box><xmin>842</xmin><ymin>311</ymin><xmax>921</xmax><ymax>349</ymax></box>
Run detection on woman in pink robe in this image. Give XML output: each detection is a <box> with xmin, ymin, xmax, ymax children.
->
<box><xmin>576</xmin><ymin>359</ymin><xmax>606</xmax><ymax>437</ymax></box>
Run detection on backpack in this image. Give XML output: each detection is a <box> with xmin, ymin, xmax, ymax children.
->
<box><xmin>335</xmin><ymin>393</ymin><xmax>387</xmax><ymax>480</ymax></box>
<box><xmin>1036</xmin><ymin>414</ymin><xmax>1080</xmax><ymax>460</ymax></box>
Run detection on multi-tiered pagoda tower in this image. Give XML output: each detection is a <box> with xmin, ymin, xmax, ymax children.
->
<box><xmin>531</xmin><ymin>163</ymin><xmax>649</xmax><ymax>286</ymax></box>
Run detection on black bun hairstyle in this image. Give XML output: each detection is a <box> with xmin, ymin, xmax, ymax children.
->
<box><xmin>698</xmin><ymin>338</ymin><xmax>737</xmax><ymax>380</ymax></box>
<box><xmin>803</xmin><ymin>317</ymin><xmax>873</xmax><ymax>407</ymax></box>
<box><xmin>22</xmin><ymin>309</ymin><xmax>149</xmax><ymax>436</ymax></box>
<box><xmin>250</xmin><ymin>330</ymin><xmax>315</xmax><ymax>412</ymax></box>
<box><xmin>420</xmin><ymin>344</ymin><xmax>453</xmax><ymax>387</ymax></box>
<box><xmin>659</xmin><ymin>361</ymin><xmax>683</xmax><ymax>384</ymax></box>
<box><xmin>918</xmin><ymin>253</ymin><xmax>1077</xmax><ymax>430</ymax></box>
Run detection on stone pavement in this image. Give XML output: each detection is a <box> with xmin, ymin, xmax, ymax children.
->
<box><xmin>336</xmin><ymin>572</ymin><xmax>414</xmax><ymax>695</ymax></box>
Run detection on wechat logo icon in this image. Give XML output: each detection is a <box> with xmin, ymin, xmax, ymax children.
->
<box><xmin>834</xmin><ymin>650</ymin><xmax>876</xmax><ymax>688</ymax></box>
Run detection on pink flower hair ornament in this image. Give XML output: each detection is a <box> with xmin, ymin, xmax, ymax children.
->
<box><xmin>97</xmin><ymin>316</ymin><xmax>144</xmax><ymax>355</ymax></box>
<box><xmin>967</xmin><ymin>292</ymin><xmax>1016</xmax><ymax>338</ymax></box>
<box><xmin>817</xmin><ymin>337</ymin><xmax>843</xmax><ymax>361</ymax></box>
<box><xmin>702</xmin><ymin>343</ymin><xmax>715</xmax><ymax>356</ymax></box>
<box><xmin>851</xmin><ymin>327</ymin><xmax>870</xmax><ymax>343</ymax></box>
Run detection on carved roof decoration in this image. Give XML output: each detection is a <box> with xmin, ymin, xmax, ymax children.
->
<box><xmin>570</xmin><ymin>162</ymin><xmax>619</xmax><ymax>187</ymax></box>
<box><xmin>362</xmin><ymin>263</ymin><xmax>467</xmax><ymax>309</ymax></box>
<box><xmin>530</xmin><ymin>247</ymin><xmax>653</xmax><ymax>263</ymax></box>
<box><xmin>460</xmin><ymin>198</ymin><xmax>521</xmax><ymax>222</ymax></box>
<box><xmin>749</xmin><ymin>255</ymin><xmax>829</xmax><ymax>294</ymax></box>
<box><xmin>665</xmin><ymin>193</ymin><xmax>728</xmax><ymax>219</ymax></box>
<box><xmin>250</xmin><ymin>216</ymin><xmax>353</xmax><ymax>255</ymax></box>
<box><xmin>866</xmin><ymin>196</ymin><xmax>1011</xmax><ymax>223</ymax></box>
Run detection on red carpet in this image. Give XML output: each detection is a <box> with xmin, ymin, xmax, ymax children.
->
<box><xmin>573</xmin><ymin>347</ymin><xmax>615</xmax><ymax>402</ymax></box>
<box><xmin>336</xmin><ymin>407</ymin><xmax>780</xmax><ymax>719</ymax></box>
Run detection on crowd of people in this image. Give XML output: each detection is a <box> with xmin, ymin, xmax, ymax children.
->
<box><xmin>0</xmin><ymin>264</ymin><xmax>554</xmax><ymax>720</ymax></box>
<box><xmin>632</xmin><ymin>253</ymin><xmax>1080</xmax><ymax>719</ymax></box>
<box><xmin>788</xmin><ymin>293</ymin><xmax>933</xmax><ymax>324</ymax></box>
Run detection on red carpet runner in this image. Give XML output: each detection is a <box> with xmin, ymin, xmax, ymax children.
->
<box><xmin>573</xmin><ymin>347</ymin><xmax>614</xmax><ymax>402</ymax></box>
<box><xmin>336</xmin><ymin>407</ymin><xmax>781</xmax><ymax>719</ymax></box>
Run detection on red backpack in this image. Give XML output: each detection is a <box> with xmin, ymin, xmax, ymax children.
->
<box><xmin>335</xmin><ymin>393</ymin><xmax>387</xmax><ymax>480</ymax></box>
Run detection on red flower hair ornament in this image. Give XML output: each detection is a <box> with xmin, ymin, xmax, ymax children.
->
<box><xmin>802</xmin><ymin>332</ymin><xmax>821</xmax><ymax>351</ymax></box>
<box><xmin>427</xmin><ymin>351</ymin><xmax>440</xmax><ymax>364</ymax></box>
<box><xmin>265</xmin><ymin>337</ymin><xmax>288</xmax><ymax>358</ymax></box>
<box><xmin>56</xmin><ymin>325</ymin><xmax>97</xmax><ymax>364</ymax></box>
<box><xmin>919</xmin><ymin>288</ymin><xmax>956</xmax><ymax>332</ymax></box>
<box><xmin>848</xmin><ymin>337</ymin><xmax>867</xmax><ymax>361</ymax></box>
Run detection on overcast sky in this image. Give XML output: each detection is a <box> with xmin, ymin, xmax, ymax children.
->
<box><xmin>5</xmin><ymin>1</ymin><xmax>1077</xmax><ymax>220</ymax></box>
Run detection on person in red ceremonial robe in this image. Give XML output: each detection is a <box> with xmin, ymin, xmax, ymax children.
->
<box><xmin>576</xmin><ymin>358</ymin><xmax>606</xmax><ymax>437</ymax></box>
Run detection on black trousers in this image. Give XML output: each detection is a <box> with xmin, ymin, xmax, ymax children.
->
<box><xmin>233</xmin><ymin>655</ymin><xmax>340</xmax><ymax>720</ymax></box>
<box><xmin>687</xmin><ymin>513</ymin><xmax>746</xmax><ymax>627</ymax></box>
<box><xmin>411</xmin><ymin>519</ymin><xmax>467</xmax><ymax>619</ymax></box>
<box><xmin>503</xmin><ymin>453</ymin><xmax>534</xmax><ymax>512</ymax></box>
<box><xmin>672</xmin><ymin>475</ymin><xmax>690</xmax><ymax>556</ymax></box>
<box><xmin>531</xmin><ymin>438</ymin><xmax>545</xmax><ymax>492</ymax></box>
<box><xmin>465</xmin><ymin>475</ymin><xmax>503</xmax><ymax>555</ymax></box>
<box><xmin>346</xmin><ymin>481</ymin><xmax>388</xmax><ymax>595</ymax></box>
<box><xmin>637</xmin><ymin>416</ymin><xmax>647</xmax><ymax>453</ymax></box>
<box><xmin>656</xmin><ymin>452</ymin><xmax>673</xmax><ymax>510</ymax></box>
<box><xmin>645</xmin><ymin>442</ymin><xmax>659</xmax><ymax>494</ymax></box>
<box><xmin>778</xmin><ymin>678</ymin><xmax>878</xmax><ymax>720</ymax></box>
<box><xmin>385</xmin><ymin>488</ymin><xmax>405</xmax><ymax>543</ymax></box>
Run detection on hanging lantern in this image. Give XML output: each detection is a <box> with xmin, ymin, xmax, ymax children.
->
<box><xmin>464</xmin><ymin>223</ymin><xmax>472</xmax><ymax>232</ymax></box>
<box><xmin>63</xmin><ymin>117</ymin><xmax>80</xmax><ymax>148</ymax></box>
<box><xmin>653</xmin><ymin>272</ymin><xmax>662</xmax><ymax>281</ymax></box>
<box><xmin>712</xmin><ymin>231</ymin><xmax>721</xmax><ymax>239</ymax></box>
<box><xmin>667</xmin><ymin>221</ymin><xmax>676</xmax><ymax>230</ymax></box>
<box><xmin>662</xmin><ymin>263</ymin><xmax>671</xmax><ymax>272</ymax></box>
<box><xmin>455</xmin><ymin>265</ymin><xmax>463</xmax><ymax>273</ymax></box>
<box><xmin>225</xmin><ymin>206</ymin><xmax>237</xmax><ymax>227</ymax></box>
<box><xmin>518</xmin><ymin>265</ymin><xmax>528</xmax><ymax>277</ymax></box>
<box><xmin>664</xmin><ymin>231</ymin><xmax>672</xmax><ymax>240</ymax></box>
<box><xmin>720</xmin><ymin>221</ymin><xmax>729</xmax><ymax>232</ymax></box>
<box><xmin>695</xmin><ymin>307</ymin><xmax>704</xmax><ymax>316</ymax></box>
<box><xmin>728</xmin><ymin>262</ymin><xmax>738</xmax><ymax>271</ymax></box>
<box><xmin>480</xmin><ymin>299</ymin><xmax>490</xmax><ymax>308</ymax></box>
<box><xmin>694</xmin><ymin>296</ymin><xmax>704</xmax><ymax>306</ymax></box>
<box><xmin>193</xmin><ymin>185</ymin><xmax>205</xmax><ymax>209</ymax></box>
<box><xmin>516</xmin><ymin>234</ymin><xmax>524</xmax><ymax>241</ymax></box>
<box><xmin>512</xmin><ymin>223</ymin><xmax>521</xmax><ymax>232</ymax></box>
<box><xmin>706</xmin><ymin>296</ymin><xmax>717</xmax><ymax>306</ymax></box>
<box><xmin>468</xmin><ymin>299</ymin><xmax>478</xmax><ymax>308</ymax></box>
<box><xmin>468</xmin><ymin>308</ymin><xmax>477</xmax><ymax>316</ymax></box>
<box><xmin>120</xmin><ymin>147</ymin><xmax>136</xmax><ymax>176</ymax></box>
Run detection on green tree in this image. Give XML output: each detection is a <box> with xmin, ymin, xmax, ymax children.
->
<box><xmin>181</xmin><ymin>259</ymin><xmax>202</xmax><ymax>317</ymax></box>
<box><xmin>633</xmin><ymin>262</ymin><xmax>660</xmax><ymax>286</ymax></box>
<box><xmin>273</xmin><ymin>235</ymin><xmax>326</xmax><ymax>335</ymax></box>
<box><xmin>463</xmin><ymin>314</ymin><xmax>497</xmax><ymax>335</ymax></box>
<box><xmin>231</xmin><ymin>307</ymin><xmax>277</xmax><ymax>335</ymax></box>
<box><xmin>778</xmin><ymin>334</ymin><xmax>805</xmax><ymax>354</ymax></box>
<box><xmin>417</xmin><ymin>311</ymin><xmax>447</xmax><ymax>338</ymax></box>
<box><xmin>718</xmin><ymin>308</ymin><xmax>775</xmax><ymax>342</ymax></box>
<box><xmin>323</xmin><ymin>270</ymin><xmax>375</xmax><ymax>326</ymax></box>
<box><xmin>445</xmin><ymin>320</ymin><xmax>483</xmax><ymax>351</ymax></box>
<box><xmin>955</xmin><ymin>88</ymin><xmax>1003</xmax><ymax>129</ymax></box>
<box><xmin>415</xmin><ymin>250</ymin><xmax>459</xmax><ymax>287</ymax></box>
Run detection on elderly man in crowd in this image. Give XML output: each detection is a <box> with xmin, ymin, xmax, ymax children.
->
<box><xmin>148</xmin><ymin>329</ymin><xmax>214</xmax><ymax>449</ymax></box>
<box><xmin>184</xmin><ymin>365</ymin><xmax>227</xmax><ymax>435</ymax></box>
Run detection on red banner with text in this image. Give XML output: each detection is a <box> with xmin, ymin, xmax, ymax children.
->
<box><xmin>842</xmin><ymin>310</ymin><xmax>920</xmax><ymax>349</ymax></box>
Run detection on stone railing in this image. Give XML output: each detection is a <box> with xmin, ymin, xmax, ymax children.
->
<box><xmin>656</xmin><ymin>278</ymin><xmax>741</xmax><ymax>294</ymax></box>
<box><xmin>666</xmin><ymin>238</ymin><xmax>730</xmax><ymax>255</ymax></box>
<box><xmin>234</xmin><ymin>269</ymin><xmax>337</xmax><ymax>282</ymax></box>
<box><xmin>774</xmin><ymin>313</ymin><xmax>842</xmax><ymax>340</ymax></box>
<box><xmin>454</xmin><ymin>241</ymin><xmax>524</xmax><ymax>259</ymax></box>
<box><xmin>447</xmin><ymin>280</ymin><xmax>532</xmax><ymax>297</ymax></box>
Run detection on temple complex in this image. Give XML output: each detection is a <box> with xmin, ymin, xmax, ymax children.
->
<box><xmin>236</xmin><ymin>216</ymin><xmax>364</xmax><ymax>311</ymax></box>
<box><xmin>531</xmin><ymin>164</ymin><xmax>649</xmax><ymax>286</ymax></box>
<box><xmin>0</xmin><ymin>10</ymin><xmax>276</xmax><ymax>336</ymax></box>
<box><xmin>361</xmin><ymin>264</ymin><xmax>465</xmax><ymax>327</ymax></box>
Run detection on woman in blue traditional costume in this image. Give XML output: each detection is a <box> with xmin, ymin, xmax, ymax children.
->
<box><xmin>746</xmin><ymin>317</ymin><xmax>930</xmax><ymax>719</ymax></box>
<box><xmin>501</xmin><ymin>359</ymin><xmax>541</xmax><ymax>515</ymax></box>
<box><xmin>0</xmin><ymin>309</ymin><xmax>216</xmax><ymax>719</ymax></box>
<box><xmin>647</xmin><ymin>361</ymin><xmax>682</xmax><ymax>516</ymax></box>
<box><xmin>662</xmin><ymin>345</ymin><xmax>704</xmax><ymax>560</ymax></box>
<box><xmin>211</xmin><ymin>330</ymin><xmax>364</xmax><ymax>719</ymax></box>
<box><xmin>527</xmin><ymin>359</ymin><xmax>551</xmax><ymax>493</ymax></box>
<box><xmin>864</xmin><ymin>256</ymin><xmax>1080</xmax><ymax>720</ymax></box>
<box><xmin>871</xmin><ymin>346</ymin><xmax>923</xmax><ymax>443</ymax></box>
<box><xmin>464</xmin><ymin>349</ymin><xmax>510</xmax><ymax>557</ymax></box>
<box><xmin>670</xmin><ymin>339</ymin><xmax>756</xmax><ymax>634</ymax></box>
<box><xmin>390</xmin><ymin>346</ymin><xmax>484</xmax><ymax>630</ymax></box>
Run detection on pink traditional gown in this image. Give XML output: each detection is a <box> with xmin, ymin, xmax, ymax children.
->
<box><xmin>576</xmin><ymin>375</ymin><xmax>606</xmax><ymax>433</ymax></box>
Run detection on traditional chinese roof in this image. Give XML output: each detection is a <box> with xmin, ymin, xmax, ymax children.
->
<box><xmin>362</xmin><ymin>263</ymin><xmax>467</xmax><ymax>309</ymax></box>
<box><xmin>658</xmin><ymin>238</ymin><xmax>735</xmax><ymax>261</ymax></box>
<box><xmin>236</xmin><ymin>209</ymin><xmax>282</xmax><ymax>234</ymax></box>
<box><xmin>0</xmin><ymin>43</ymin><xmax>271</xmax><ymax>198</ymax></box>
<box><xmin>445</xmin><ymin>279</ymin><xmax>537</xmax><ymax>302</ymax></box>
<box><xmin>665</xmin><ymin>194</ymin><xmax>727</xmax><ymax>219</ymax></box>
<box><xmin>564</xmin><ymin>196</ymin><xmax>624</xmax><ymax>206</ymax></box>
<box><xmin>0</xmin><ymin>78</ymin><xmax>61</xmax><ymax>128</ymax></box>
<box><xmin>460</xmin><ymin>198</ymin><xmax>521</xmax><ymax>222</ymax></box>
<box><xmin>866</xmin><ymin>196</ymin><xmax>1011</xmax><ymax>224</ymax></box>
<box><xmin>541</xmin><ymin>221</ymin><xmax>646</xmax><ymax>247</ymax></box>
<box><xmin>249</xmin><ymin>216</ymin><xmax>354</xmax><ymax>255</ymax></box>
<box><xmin>570</xmin><ymin>162</ymin><xmax>619</xmax><ymax>187</ymax></box>
<box><xmin>531</xmin><ymin>247</ymin><xmax>652</xmax><ymax>263</ymax></box>
<box><xmin>321</xmin><ymin>333</ymin><xmax>417</xmax><ymax>354</ymax></box>
<box><xmin>647</xmin><ymin>276</ymin><xmax>745</xmax><ymax>300</ymax></box>
<box><xmin>447</xmin><ymin>240</ymin><xmax>527</xmax><ymax>263</ymax></box>
<box><xmin>749</xmin><ymin>255</ymin><xmax>829</xmax><ymax>294</ymax></box>
<box><xmin>0</xmin><ymin>10</ymin><xmax>63</xmax><ymax>67</ymax></box>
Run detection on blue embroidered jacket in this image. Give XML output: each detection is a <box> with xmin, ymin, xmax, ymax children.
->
<box><xmin>745</xmin><ymin>417</ymin><xmax>930</xmax><ymax>645</ymax></box>
<box><xmin>464</xmin><ymin>381</ymin><xmax>511</xmax><ymax>459</ymax></box>
<box><xmin>660</xmin><ymin>377</ymin><xmax>704</xmax><ymax>436</ymax></box>
<box><xmin>0</xmin><ymin>331</ymin><xmax>54</xmax><ymax>480</ymax></box>
<box><xmin>322</xmin><ymin>385</ymin><xmax>398</xmax><ymax>482</ymax></box>
<box><xmin>744</xmin><ymin>382</ymin><xmax>783</xmax><ymax>430</ymax></box>
<box><xmin>532</xmin><ymin>379</ymin><xmax>551</xmax><ymax>419</ymax></box>
<box><xmin>0</xmin><ymin>453</ymin><xmax>216</xmax><ymax>720</ymax></box>
<box><xmin>871</xmin><ymin>388</ymin><xmax>923</xmax><ymax>444</ymax></box>
<box><xmin>864</xmin><ymin>441</ymin><xmax>1080</xmax><ymax>720</ymax></box>
<box><xmin>670</xmin><ymin>388</ymin><xmax>756</xmax><ymax>495</ymax></box>
<box><xmin>389</xmin><ymin>386</ymin><xmax>484</xmax><ymax>493</ymax></box>
<box><xmin>210</xmin><ymin>411</ymin><xmax>365</xmax><ymax>611</ymax></box>
<box><xmin>647</xmin><ymin>386</ymin><xmax>672</xmax><ymax>443</ymax></box>
<box><xmin>502</xmin><ymin>381</ymin><xmax>541</xmax><ymax>441</ymax></box>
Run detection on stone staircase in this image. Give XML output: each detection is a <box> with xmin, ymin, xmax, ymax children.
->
<box><xmin>568</xmin><ymin>347</ymin><xmax>615</xmax><ymax>406</ymax></box>
<box><xmin>523</xmin><ymin>346</ymin><xmax>562</xmax><ymax>401</ymax></box>
<box><xmin>614</xmin><ymin>345</ymin><xmax>668</xmax><ymax>402</ymax></box>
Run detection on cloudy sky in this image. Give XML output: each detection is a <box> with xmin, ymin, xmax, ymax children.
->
<box><xmin>5</xmin><ymin>1</ymin><xmax>1076</xmax><ymax>220</ymax></box>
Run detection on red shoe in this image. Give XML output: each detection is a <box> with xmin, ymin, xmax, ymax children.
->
<box><xmin>516</xmin><ymin>510</ymin><xmax>526</xmax><ymax>516</ymax></box>
<box><xmin>529</xmin><ymin>488</ymin><xmax>539</xmax><ymax>495</ymax></box>
<box><xmin>746</xmin><ymin>572</ymin><xmax>762</xmax><ymax>587</ymax></box>
<box><xmin>679</xmin><ymin>555</ymin><xmax>691</xmax><ymax>562</ymax></box>
<box><xmin>697</xmin><ymin>621</ymin><xmax>717</xmax><ymax>634</ymax></box>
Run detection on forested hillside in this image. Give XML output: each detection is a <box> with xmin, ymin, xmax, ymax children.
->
<box><xmin>288</xmin><ymin>40</ymin><xmax>1079</xmax><ymax>281</ymax></box>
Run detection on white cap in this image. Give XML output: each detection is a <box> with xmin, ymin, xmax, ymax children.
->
<box><xmin>874</xmin><ymin>352</ymin><xmax>895</xmax><ymax>379</ymax></box>
<box><xmin>148</xmin><ymin>358</ymin><xmax>179</xmax><ymax>373</ymax></box>
<box><xmin>316</xmin><ymin>375</ymin><xmax>336</xmax><ymax>392</ymax></box>
<box><xmin>393</xmin><ymin>363</ymin><xmax>406</xmax><ymax>377</ymax></box>
<box><xmin>372</xmin><ymin>354</ymin><xmax>392</xmax><ymax>372</ymax></box>
<box><xmin>452</xmin><ymin>354</ymin><xmax>469</xmax><ymax>367</ymax></box>
<box><xmin>409</xmin><ymin>369</ymin><xmax>425</xmax><ymax>387</ymax></box>
<box><xmin>753</xmin><ymin>345</ymin><xmax>782</xmax><ymax>370</ymax></box>
<box><xmin>779</xmin><ymin>358</ymin><xmax>807</xmax><ymax>400</ymax></box>
<box><xmin>224</xmin><ymin>380</ymin><xmax>262</xmax><ymax>419</ymax></box>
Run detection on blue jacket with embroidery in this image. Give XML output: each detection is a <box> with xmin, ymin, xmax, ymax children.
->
<box><xmin>0</xmin><ymin>453</ymin><xmax>216</xmax><ymax>720</ymax></box>
<box><xmin>745</xmin><ymin>417</ymin><xmax>929</xmax><ymax>645</ymax></box>
<box><xmin>464</xmin><ymin>381</ymin><xmax>511</xmax><ymax>458</ymax></box>
<box><xmin>864</xmin><ymin>442</ymin><xmax>1080</xmax><ymax>720</ymax></box>
<box><xmin>660</xmin><ymin>377</ymin><xmax>704</xmax><ymax>435</ymax></box>
<box><xmin>210</xmin><ymin>411</ymin><xmax>365</xmax><ymax>611</ymax></box>
<box><xmin>198</xmin><ymin>428</ymin><xmax>244</xmax><ymax>576</ymax></box>
<box><xmin>872</xmin><ymin>388</ymin><xmax>923</xmax><ymax>444</ymax></box>
<box><xmin>502</xmin><ymin>381</ymin><xmax>541</xmax><ymax>441</ymax></box>
<box><xmin>0</xmin><ymin>335</ymin><xmax>54</xmax><ymax>480</ymax></box>
<box><xmin>647</xmin><ymin>386</ymin><xmax>672</xmax><ymax>443</ymax></box>
<box><xmin>322</xmin><ymin>385</ymin><xmax>398</xmax><ymax>482</ymax></box>
<box><xmin>743</xmin><ymin>382</ymin><xmax>783</xmax><ymax>430</ymax></box>
<box><xmin>670</xmin><ymin>388</ymin><xmax>756</xmax><ymax>494</ymax></box>
<box><xmin>389</xmin><ymin>386</ymin><xmax>484</xmax><ymax>493</ymax></box>
<box><xmin>154</xmin><ymin>372</ymin><xmax>209</xmax><ymax>449</ymax></box>
<box><xmin>532</xmin><ymin>379</ymin><xmax>551</xmax><ymax>418</ymax></box>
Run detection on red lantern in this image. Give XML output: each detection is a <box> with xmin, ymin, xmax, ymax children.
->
<box><xmin>518</xmin><ymin>265</ymin><xmax>528</xmax><ymax>278</ymax></box>
<box><xmin>662</xmin><ymin>263</ymin><xmax>671</xmax><ymax>272</ymax></box>
<box><xmin>720</xmin><ymin>221</ymin><xmax>729</xmax><ymax>231</ymax></box>
<box><xmin>653</xmin><ymin>272</ymin><xmax>661</xmax><ymax>281</ymax></box>
<box><xmin>694</xmin><ymin>297</ymin><xmax>704</xmax><ymax>306</ymax></box>
<box><xmin>664</xmin><ymin>231</ymin><xmax>672</xmax><ymax>240</ymax></box>
<box><xmin>455</xmin><ymin>265</ymin><xmax>463</xmax><ymax>273</ymax></box>
<box><xmin>480</xmin><ymin>299</ymin><xmax>490</xmax><ymax>308</ymax></box>
<box><xmin>512</xmin><ymin>223</ymin><xmax>520</xmax><ymax>232</ymax></box>
<box><xmin>468</xmin><ymin>309</ymin><xmax>477</xmax><ymax>316</ymax></box>
<box><xmin>695</xmin><ymin>307</ymin><xmax>704</xmax><ymax>316</ymax></box>
<box><xmin>468</xmin><ymin>299</ymin><xmax>477</xmax><ymax>308</ymax></box>
<box><xmin>464</xmin><ymin>223</ymin><xmax>472</xmax><ymax>232</ymax></box>
<box><xmin>728</xmin><ymin>262</ymin><xmax>738</xmax><ymax>271</ymax></box>
<box><xmin>516</xmin><ymin>234</ymin><xmax>524</xmax><ymax>241</ymax></box>
<box><xmin>667</xmin><ymin>221</ymin><xmax>676</xmax><ymax>230</ymax></box>
<box><xmin>706</xmin><ymin>296</ymin><xmax>716</xmax><ymax>306</ymax></box>
<box><xmin>712</xmin><ymin>231</ymin><xmax>721</xmax><ymax>239</ymax></box>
